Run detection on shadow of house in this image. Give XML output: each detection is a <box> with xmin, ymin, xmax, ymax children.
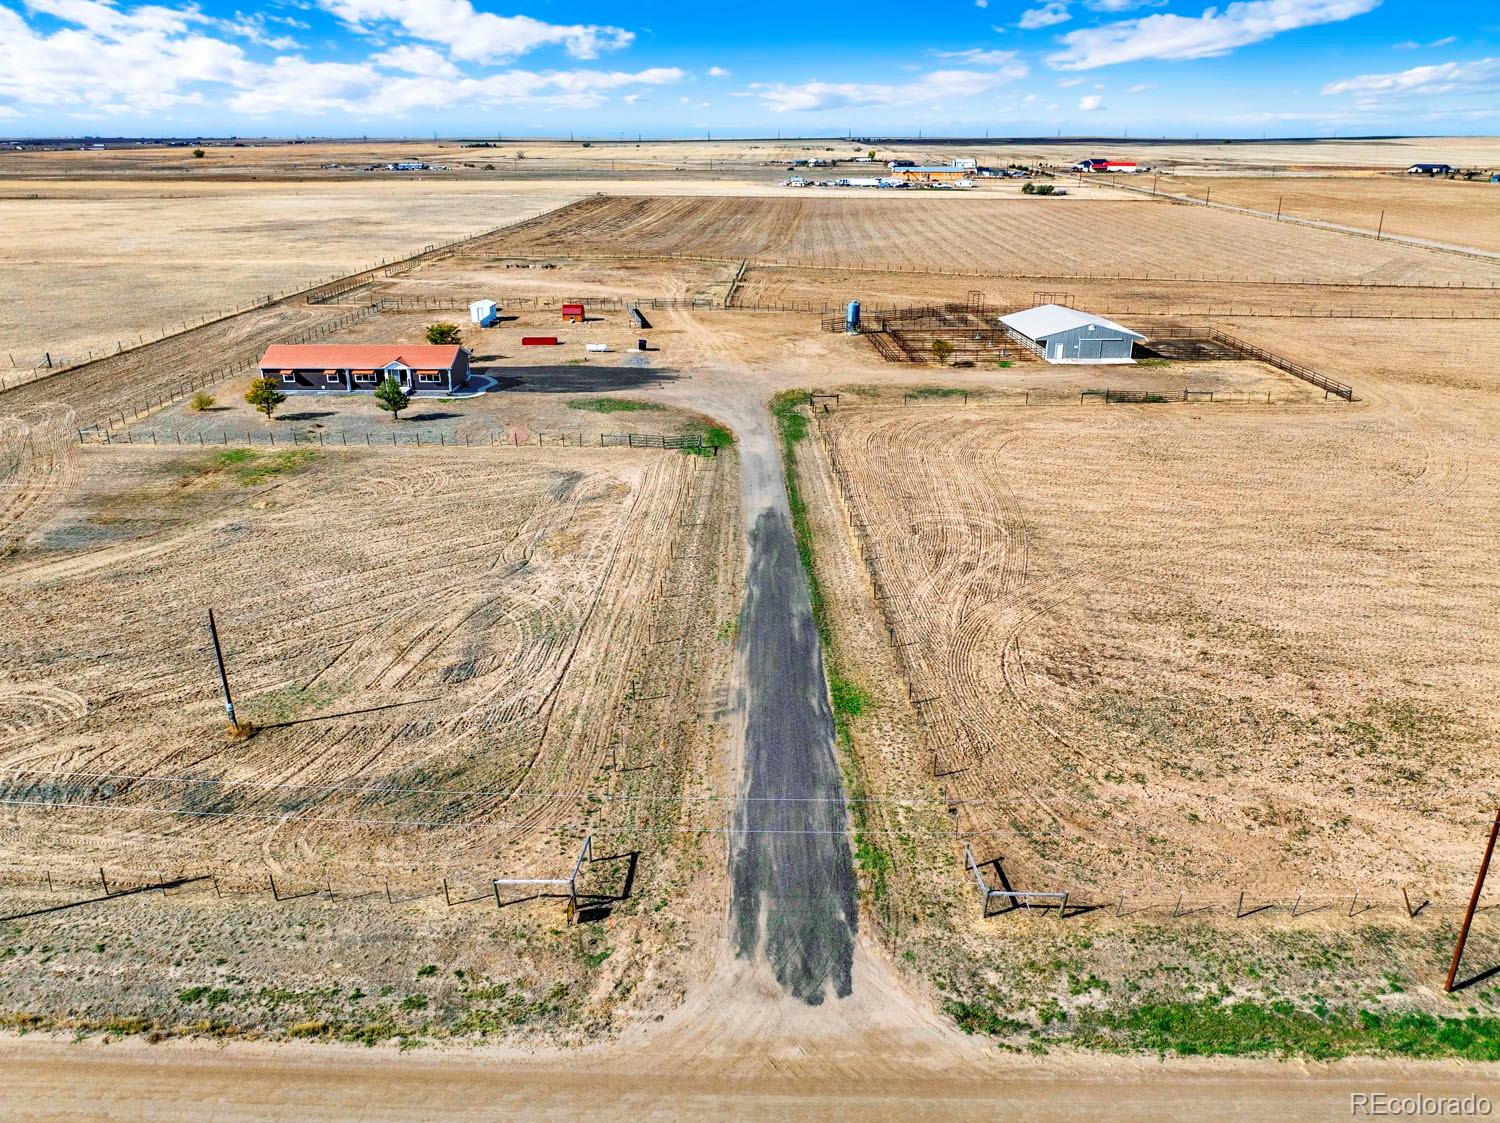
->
<box><xmin>475</xmin><ymin>365</ymin><xmax>678</xmax><ymax>394</ymax></box>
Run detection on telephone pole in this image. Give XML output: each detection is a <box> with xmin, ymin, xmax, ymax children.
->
<box><xmin>1445</xmin><ymin>808</ymin><xmax>1500</xmax><ymax>992</ymax></box>
<box><xmin>207</xmin><ymin>609</ymin><xmax>238</xmax><ymax>732</ymax></box>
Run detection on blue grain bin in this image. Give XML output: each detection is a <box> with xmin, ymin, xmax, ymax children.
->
<box><xmin>845</xmin><ymin>300</ymin><xmax>861</xmax><ymax>334</ymax></box>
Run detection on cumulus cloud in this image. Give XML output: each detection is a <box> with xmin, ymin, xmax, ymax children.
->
<box><xmin>1048</xmin><ymin>0</ymin><xmax>1379</xmax><ymax>70</ymax></box>
<box><xmin>1322</xmin><ymin>57</ymin><xmax>1500</xmax><ymax>97</ymax></box>
<box><xmin>373</xmin><ymin>43</ymin><xmax>461</xmax><ymax>77</ymax></box>
<box><xmin>1078</xmin><ymin>93</ymin><xmax>1104</xmax><ymax>110</ymax></box>
<box><xmin>707</xmin><ymin>65</ymin><xmax>730</xmax><ymax>78</ymax></box>
<box><xmin>0</xmin><ymin>0</ymin><xmax>677</xmax><ymax>118</ymax></box>
<box><xmin>1018</xmin><ymin>2</ymin><xmax>1071</xmax><ymax>29</ymax></box>
<box><xmin>317</xmin><ymin>0</ymin><xmax>633</xmax><ymax>63</ymax></box>
<box><xmin>752</xmin><ymin>62</ymin><xmax>1027</xmax><ymax>112</ymax></box>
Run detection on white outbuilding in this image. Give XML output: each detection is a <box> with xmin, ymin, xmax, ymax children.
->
<box><xmin>999</xmin><ymin>304</ymin><xmax>1145</xmax><ymax>364</ymax></box>
<box><xmin>469</xmin><ymin>299</ymin><xmax>499</xmax><ymax>326</ymax></box>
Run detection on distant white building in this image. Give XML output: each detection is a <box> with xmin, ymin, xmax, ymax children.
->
<box><xmin>999</xmin><ymin>304</ymin><xmax>1145</xmax><ymax>364</ymax></box>
<box><xmin>469</xmin><ymin>299</ymin><xmax>498</xmax><ymax>326</ymax></box>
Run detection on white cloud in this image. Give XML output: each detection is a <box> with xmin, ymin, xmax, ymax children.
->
<box><xmin>974</xmin><ymin>0</ymin><xmax>988</xmax><ymax>8</ymax></box>
<box><xmin>1125</xmin><ymin>81</ymin><xmax>1156</xmax><ymax>92</ymax></box>
<box><xmin>932</xmin><ymin>48</ymin><xmax>1023</xmax><ymax>66</ymax></box>
<box><xmin>1078</xmin><ymin>93</ymin><xmax>1104</xmax><ymax>110</ymax></box>
<box><xmin>0</xmin><ymin>0</ymin><xmax>679</xmax><ymax>118</ymax></box>
<box><xmin>754</xmin><ymin>63</ymin><xmax>1027</xmax><ymax>112</ymax></box>
<box><xmin>1057</xmin><ymin>76</ymin><xmax>1083</xmax><ymax>86</ymax></box>
<box><xmin>372</xmin><ymin>44</ymin><xmax>460</xmax><ymax>77</ymax></box>
<box><xmin>317</xmin><ymin>0</ymin><xmax>633</xmax><ymax>63</ymax></box>
<box><xmin>1018</xmin><ymin>2</ymin><xmax>1071</xmax><ymax>30</ymax></box>
<box><xmin>707</xmin><ymin>65</ymin><xmax>731</xmax><ymax>78</ymax></box>
<box><xmin>1048</xmin><ymin>0</ymin><xmax>1379</xmax><ymax>70</ymax></box>
<box><xmin>1323</xmin><ymin>57</ymin><xmax>1500</xmax><ymax>97</ymax></box>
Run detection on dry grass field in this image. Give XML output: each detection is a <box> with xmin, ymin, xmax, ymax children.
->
<box><xmin>0</xmin><ymin>412</ymin><xmax>740</xmax><ymax>1040</ymax></box>
<box><xmin>1161</xmin><ymin>175</ymin><xmax>1500</xmax><ymax>252</ymax></box>
<box><xmin>812</xmin><ymin>396</ymin><xmax>1499</xmax><ymax>899</ymax></box>
<box><xmin>491</xmin><ymin>195</ymin><xmax>1500</xmax><ymax>285</ymax></box>
<box><xmin>0</xmin><ymin>183</ymin><xmax>574</xmax><ymax>369</ymax></box>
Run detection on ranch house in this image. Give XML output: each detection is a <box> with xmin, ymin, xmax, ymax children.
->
<box><xmin>257</xmin><ymin>344</ymin><xmax>471</xmax><ymax>394</ymax></box>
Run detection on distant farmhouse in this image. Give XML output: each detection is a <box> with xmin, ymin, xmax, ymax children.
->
<box><xmin>1071</xmin><ymin>158</ymin><xmax>1140</xmax><ymax>173</ymax></box>
<box><xmin>258</xmin><ymin>344</ymin><xmax>470</xmax><ymax>394</ymax></box>
<box><xmin>1406</xmin><ymin>163</ymin><xmax>1454</xmax><ymax>175</ymax></box>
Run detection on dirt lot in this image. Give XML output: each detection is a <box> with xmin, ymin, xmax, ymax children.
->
<box><xmin>1161</xmin><ymin>174</ymin><xmax>1500</xmax><ymax>253</ymax></box>
<box><xmin>489</xmin><ymin>195</ymin><xmax>1500</xmax><ymax>285</ymax></box>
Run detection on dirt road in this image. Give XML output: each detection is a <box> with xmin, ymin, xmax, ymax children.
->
<box><xmin>3</xmin><ymin>1035</ymin><xmax>1497</xmax><ymax>1121</ymax></box>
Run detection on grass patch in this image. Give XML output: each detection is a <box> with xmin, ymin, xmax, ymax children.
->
<box><xmin>769</xmin><ymin>389</ymin><xmax>890</xmax><ymax>905</ymax></box>
<box><xmin>1073</xmin><ymin>1000</ymin><xmax>1500</xmax><ymax>1062</ymax></box>
<box><xmin>906</xmin><ymin>386</ymin><xmax>970</xmax><ymax>400</ymax></box>
<box><xmin>566</xmin><ymin>397</ymin><xmax>664</xmax><ymax>414</ymax></box>
<box><xmin>206</xmin><ymin>448</ymin><xmax>317</xmax><ymax>486</ymax></box>
<box><xmin>682</xmin><ymin>421</ymin><xmax>734</xmax><ymax>458</ymax></box>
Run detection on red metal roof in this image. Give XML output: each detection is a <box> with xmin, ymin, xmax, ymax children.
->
<box><xmin>561</xmin><ymin>303</ymin><xmax>585</xmax><ymax>313</ymax></box>
<box><xmin>259</xmin><ymin>344</ymin><xmax>464</xmax><ymax>369</ymax></box>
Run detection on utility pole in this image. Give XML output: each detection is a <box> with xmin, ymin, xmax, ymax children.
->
<box><xmin>1445</xmin><ymin>807</ymin><xmax>1500</xmax><ymax>992</ymax></box>
<box><xmin>1376</xmin><ymin>209</ymin><xmax>1385</xmax><ymax>240</ymax></box>
<box><xmin>1276</xmin><ymin>195</ymin><xmax>1283</xmax><ymax>221</ymax></box>
<box><xmin>207</xmin><ymin>609</ymin><xmax>238</xmax><ymax>732</ymax></box>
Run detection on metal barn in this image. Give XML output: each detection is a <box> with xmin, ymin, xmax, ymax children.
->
<box><xmin>999</xmin><ymin>304</ymin><xmax>1145</xmax><ymax>364</ymax></box>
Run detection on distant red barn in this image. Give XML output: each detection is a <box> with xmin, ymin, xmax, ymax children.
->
<box><xmin>561</xmin><ymin>303</ymin><xmax>585</xmax><ymax>323</ymax></box>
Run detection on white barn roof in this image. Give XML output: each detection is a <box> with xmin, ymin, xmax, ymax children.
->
<box><xmin>999</xmin><ymin>304</ymin><xmax>1145</xmax><ymax>342</ymax></box>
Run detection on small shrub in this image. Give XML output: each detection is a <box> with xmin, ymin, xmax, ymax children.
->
<box><xmin>192</xmin><ymin>148</ymin><xmax>205</xmax><ymax>159</ymax></box>
<box><xmin>416</xmin><ymin>964</ymin><xmax>438</xmax><ymax>978</ymax></box>
<box><xmin>289</xmin><ymin>1020</ymin><xmax>327</xmax><ymax>1038</ymax></box>
<box><xmin>190</xmin><ymin>391</ymin><xmax>214</xmax><ymax>412</ymax></box>
<box><xmin>425</xmin><ymin>322</ymin><xmax>462</xmax><ymax>345</ymax></box>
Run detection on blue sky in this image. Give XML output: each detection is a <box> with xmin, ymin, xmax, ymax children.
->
<box><xmin>0</xmin><ymin>0</ymin><xmax>1495</xmax><ymax>136</ymax></box>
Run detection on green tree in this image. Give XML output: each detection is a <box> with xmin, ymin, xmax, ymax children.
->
<box><xmin>190</xmin><ymin>391</ymin><xmax>215</xmax><ymax>411</ymax></box>
<box><xmin>245</xmin><ymin>376</ymin><xmax>286</xmax><ymax>419</ymax></box>
<box><xmin>192</xmin><ymin>148</ymin><xmax>205</xmax><ymax>158</ymax></box>
<box><xmin>425</xmin><ymin>322</ymin><xmax>462</xmax><ymax>345</ymax></box>
<box><xmin>374</xmin><ymin>377</ymin><xmax>410</xmax><ymax>421</ymax></box>
<box><xmin>930</xmin><ymin>339</ymin><xmax>955</xmax><ymax>365</ymax></box>
<box><xmin>1022</xmin><ymin>181</ymin><xmax>1037</xmax><ymax>195</ymax></box>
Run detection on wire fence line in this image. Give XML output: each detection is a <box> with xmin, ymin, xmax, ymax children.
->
<box><xmin>76</xmin><ymin>426</ymin><xmax>716</xmax><ymax>451</ymax></box>
<box><xmin>1111</xmin><ymin>178</ymin><xmax>1500</xmax><ymax>268</ymax></box>
<box><xmin>470</xmin><ymin>246</ymin><xmax>1500</xmax><ymax>291</ymax></box>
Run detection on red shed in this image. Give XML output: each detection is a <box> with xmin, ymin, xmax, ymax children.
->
<box><xmin>521</xmin><ymin>336</ymin><xmax>559</xmax><ymax>346</ymax></box>
<box><xmin>561</xmin><ymin>303</ymin><xmax>585</xmax><ymax>323</ymax></box>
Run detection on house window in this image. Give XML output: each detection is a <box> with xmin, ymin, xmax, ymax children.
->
<box><xmin>326</xmin><ymin>373</ymin><xmax>341</xmax><ymax>384</ymax></box>
<box><xmin>281</xmin><ymin>373</ymin><xmax>296</xmax><ymax>384</ymax></box>
<box><xmin>418</xmin><ymin>373</ymin><xmax>441</xmax><ymax>383</ymax></box>
<box><xmin>354</xmin><ymin>372</ymin><xmax>377</xmax><ymax>384</ymax></box>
